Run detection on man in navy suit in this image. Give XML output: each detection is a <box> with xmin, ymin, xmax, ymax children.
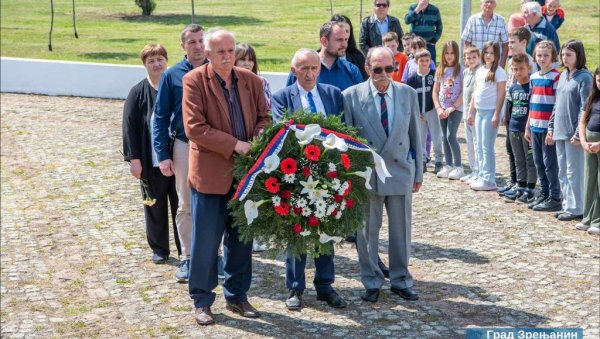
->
<box><xmin>271</xmin><ymin>48</ymin><xmax>346</xmax><ymax>311</ymax></box>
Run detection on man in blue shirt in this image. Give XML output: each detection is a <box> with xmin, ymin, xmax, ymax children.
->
<box><xmin>521</xmin><ymin>1</ymin><xmax>560</xmax><ymax>56</ymax></box>
<box><xmin>153</xmin><ymin>24</ymin><xmax>208</xmax><ymax>283</ymax></box>
<box><xmin>359</xmin><ymin>0</ymin><xmax>405</xmax><ymax>54</ymax></box>
<box><xmin>286</xmin><ymin>21</ymin><xmax>363</xmax><ymax>92</ymax></box>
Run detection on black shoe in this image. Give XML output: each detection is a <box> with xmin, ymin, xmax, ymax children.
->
<box><xmin>503</xmin><ymin>188</ymin><xmax>522</xmax><ymax>202</ymax></box>
<box><xmin>361</xmin><ymin>289</ymin><xmax>380</xmax><ymax>303</ymax></box>
<box><xmin>378</xmin><ymin>257</ymin><xmax>390</xmax><ymax>278</ymax></box>
<box><xmin>528</xmin><ymin>194</ymin><xmax>547</xmax><ymax>209</ymax></box>
<box><xmin>152</xmin><ymin>253</ymin><xmax>168</xmax><ymax>264</ymax></box>
<box><xmin>556</xmin><ymin>213</ymin><xmax>583</xmax><ymax>221</ymax></box>
<box><xmin>516</xmin><ymin>190</ymin><xmax>535</xmax><ymax>204</ymax></box>
<box><xmin>390</xmin><ymin>286</ymin><xmax>419</xmax><ymax>301</ymax></box>
<box><xmin>423</xmin><ymin>162</ymin><xmax>427</xmax><ymax>173</ymax></box>
<box><xmin>345</xmin><ymin>235</ymin><xmax>356</xmax><ymax>243</ymax></box>
<box><xmin>498</xmin><ymin>182</ymin><xmax>516</xmax><ymax>196</ymax></box>
<box><xmin>434</xmin><ymin>162</ymin><xmax>443</xmax><ymax>174</ymax></box>
<box><xmin>316</xmin><ymin>290</ymin><xmax>347</xmax><ymax>308</ymax></box>
<box><xmin>285</xmin><ymin>290</ymin><xmax>303</xmax><ymax>311</ymax></box>
<box><xmin>533</xmin><ymin>197</ymin><xmax>562</xmax><ymax>212</ymax></box>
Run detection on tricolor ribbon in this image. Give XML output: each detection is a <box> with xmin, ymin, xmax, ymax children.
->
<box><xmin>233</xmin><ymin>121</ymin><xmax>391</xmax><ymax>201</ymax></box>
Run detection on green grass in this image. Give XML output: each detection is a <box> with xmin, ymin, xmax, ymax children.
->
<box><xmin>1</xmin><ymin>0</ymin><xmax>598</xmax><ymax>71</ymax></box>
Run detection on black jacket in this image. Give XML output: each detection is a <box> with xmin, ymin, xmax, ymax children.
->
<box><xmin>359</xmin><ymin>14</ymin><xmax>404</xmax><ymax>55</ymax></box>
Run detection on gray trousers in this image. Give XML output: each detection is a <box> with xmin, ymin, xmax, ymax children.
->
<box><xmin>440</xmin><ymin>110</ymin><xmax>463</xmax><ymax>167</ymax></box>
<box><xmin>357</xmin><ymin>194</ymin><xmax>413</xmax><ymax>290</ymax></box>
<box><xmin>556</xmin><ymin>139</ymin><xmax>585</xmax><ymax>215</ymax></box>
<box><xmin>420</xmin><ymin>108</ymin><xmax>444</xmax><ymax>163</ymax></box>
<box><xmin>508</xmin><ymin>131</ymin><xmax>537</xmax><ymax>185</ymax></box>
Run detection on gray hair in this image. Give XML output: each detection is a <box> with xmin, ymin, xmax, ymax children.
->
<box><xmin>365</xmin><ymin>46</ymin><xmax>394</xmax><ymax>66</ymax></box>
<box><xmin>522</xmin><ymin>1</ymin><xmax>541</xmax><ymax>15</ymax></box>
<box><xmin>204</xmin><ymin>28</ymin><xmax>235</xmax><ymax>51</ymax></box>
<box><xmin>180</xmin><ymin>24</ymin><xmax>204</xmax><ymax>43</ymax></box>
<box><xmin>291</xmin><ymin>48</ymin><xmax>320</xmax><ymax>68</ymax></box>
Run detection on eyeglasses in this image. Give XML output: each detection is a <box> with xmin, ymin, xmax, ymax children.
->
<box><xmin>375</xmin><ymin>3</ymin><xmax>388</xmax><ymax>8</ymax></box>
<box><xmin>371</xmin><ymin>66</ymin><xmax>394</xmax><ymax>74</ymax></box>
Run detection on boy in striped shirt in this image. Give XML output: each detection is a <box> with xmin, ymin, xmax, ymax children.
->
<box><xmin>524</xmin><ymin>40</ymin><xmax>562</xmax><ymax>212</ymax></box>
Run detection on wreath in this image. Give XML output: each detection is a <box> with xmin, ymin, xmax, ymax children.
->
<box><xmin>229</xmin><ymin>111</ymin><xmax>390</xmax><ymax>257</ymax></box>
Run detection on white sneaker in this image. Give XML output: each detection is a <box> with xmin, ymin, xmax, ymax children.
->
<box><xmin>470</xmin><ymin>179</ymin><xmax>497</xmax><ymax>191</ymax></box>
<box><xmin>460</xmin><ymin>173</ymin><xmax>472</xmax><ymax>182</ymax></box>
<box><xmin>588</xmin><ymin>226</ymin><xmax>600</xmax><ymax>235</ymax></box>
<box><xmin>448</xmin><ymin>167</ymin><xmax>465</xmax><ymax>180</ymax></box>
<box><xmin>436</xmin><ymin>165</ymin><xmax>452</xmax><ymax>178</ymax></box>
<box><xmin>466</xmin><ymin>175</ymin><xmax>479</xmax><ymax>185</ymax></box>
<box><xmin>575</xmin><ymin>222</ymin><xmax>590</xmax><ymax>231</ymax></box>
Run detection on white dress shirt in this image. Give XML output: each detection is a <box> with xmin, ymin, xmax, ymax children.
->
<box><xmin>297</xmin><ymin>83</ymin><xmax>326</xmax><ymax>116</ymax></box>
<box><xmin>370</xmin><ymin>80</ymin><xmax>395</xmax><ymax>131</ymax></box>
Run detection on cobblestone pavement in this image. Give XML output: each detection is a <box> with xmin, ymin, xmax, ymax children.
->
<box><xmin>1</xmin><ymin>93</ymin><xmax>599</xmax><ymax>338</ymax></box>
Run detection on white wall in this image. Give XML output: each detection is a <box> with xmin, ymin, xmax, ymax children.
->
<box><xmin>0</xmin><ymin>57</ymin><xmax>288</xmax><ymax>99</ymax></box>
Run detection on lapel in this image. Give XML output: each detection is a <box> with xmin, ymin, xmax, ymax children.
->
<box><xmin>316</xmin><ymin>84</ymin><xmax>331</xmax><ymax>115</ymax></box>
<box><xmin>359</xmin><ymin>82</ymin><xmax>388</xmax><ymax>144</ymax></box>
<box><xmin>234</xmin><ymin>68</ymin><xmax>255</xmax><ymax>138</ymax></box>
<box><xmin>289</xmin><ymin>83</ymin><xmax>303</xmax><ymax>114</ymax></box>
<box><xmin>206</xmin><ymin>64</ymin><xmax>232</xmax><ymax>132</ymax></box>
<box><xmin>380</xmin><ymin>83</ymin><xmax>402</xmax><ymax>154</ymax></box>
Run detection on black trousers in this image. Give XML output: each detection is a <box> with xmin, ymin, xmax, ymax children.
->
<box><xmin>504</xmin><ymin>100</ymin><xmax>517</xmax><ymax>183</ymax></box>
<box><xmin>141</xmin><ymin>167</ymin><xmax>180</xmax><ymax>257</ymax></box>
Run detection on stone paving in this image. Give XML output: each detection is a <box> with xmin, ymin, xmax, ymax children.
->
<box><xmin>1</xmin><ymin>93</ymin><xmax>599</xmax><ymax>338</ymax></box>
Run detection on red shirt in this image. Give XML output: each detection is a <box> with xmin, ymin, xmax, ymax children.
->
<box><xmin>392</xmin><ymin>52</ymin><xmax>409</xmax><ymax>83</ymax></box>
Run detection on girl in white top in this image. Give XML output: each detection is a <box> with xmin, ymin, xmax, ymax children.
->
<box><xmin>467</xmin><ymin>41</ymin><xmax>507</xmax><ymax>190</ymax></box>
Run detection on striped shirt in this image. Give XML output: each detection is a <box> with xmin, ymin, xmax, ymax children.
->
<box><xmin>529</xmin><ymin>69</ymin><xmax>560</xmax><ymax>133</ymax></box>
<box><xmin>404</xmin><ymin>3</ymin><xmax>443</xmax><ymax>44</ymax></box>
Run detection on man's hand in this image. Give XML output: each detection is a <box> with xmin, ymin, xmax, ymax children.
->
<box><xmin>415</xmin><ymin>0</ymin><xmax>428</xmax><ymax>13</ymax></box>
<box><xmin>234</xmin><ymin>141</ymin><xmax>251</xmax><ymax>155</ymax></box>
<box><xmin>413</xmin><ymin>182</ymin><xmax>422</xmax><ymax>193</ymax></box>
<box><xmin>159</xmin><ymin>159</ymin><xmax>175</xmax><ymax>177</ymax></box>
<box><xmin>545</xmin><ymin>131</ymin><xmax>555</xmax><ymax>146</ymax></box>
<box><xmin>129</xmin><ymin>159</ymin><xmax>142</xmax><ymax>179</ymax></box>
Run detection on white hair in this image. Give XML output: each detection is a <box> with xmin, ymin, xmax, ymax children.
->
<box><xmin>522</xmin><ymin>1</ymin><xmax>541</xmax><ymax>15</ymax></box>
<box><xmin>204</xmin><ymin>28</ymin><xmax>235</xmax><ymax>51</ymax></box>
<box><xmin>291</xmin><ymin>48</ymin><xmax>320</xmax><ymax>68</ymax></box>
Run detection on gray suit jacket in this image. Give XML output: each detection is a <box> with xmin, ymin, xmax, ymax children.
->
<box><xmin>342</xmin><ymin>81</ymin><xmax>423</xmax><ymax>196</ymax></box>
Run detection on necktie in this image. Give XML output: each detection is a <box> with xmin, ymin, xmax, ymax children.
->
<box><xmin>307</xmin><ymin>92</ymin><xmax>317</xmax><ymax>113</ymax></box>
<box><xmin>378</xmin><ymin>92</ymin><xmax>389</xmax><ymax>136</ymax></box>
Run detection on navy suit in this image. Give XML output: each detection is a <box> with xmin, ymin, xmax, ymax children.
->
<box><xmin>272</xmin><ymin>82</ymin><xmax>343</xmax><ymax>295</ymax></box>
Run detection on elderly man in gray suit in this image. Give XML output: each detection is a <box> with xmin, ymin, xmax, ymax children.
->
<box><xmin>342</xmin><ymin>46</ymin><xmax>423</xmax><ymax>303</ymax></box>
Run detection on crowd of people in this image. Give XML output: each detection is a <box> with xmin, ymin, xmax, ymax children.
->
<box><xmin>121</xmin><ymin>0</ymin><xmax>599</xmax><ymax>326</ymax></box>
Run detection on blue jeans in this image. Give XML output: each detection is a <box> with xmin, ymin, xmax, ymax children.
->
<box><xmin>555</xmin><ymin>140</ymin><xmax>585</xmax><ymax>216</ymax></box>
<box><xmin>475</xmin><ymin>108</ymin><xmax>499</xmax><ymax>185</ymax></box>
<box><xmin>188</xmin><ymin>187</ymin><xmax>253</xmax><ymax>308</ymax></box>
<box><xmin>286</xmin><ymin>249</ymin><xmax>335</xmax><ymax>295</ymax></box>
<box><xmin>530</xmin><ymin>131</ymin><xmax>561</xmax><ymax>199</ymax></box>
<box><xmin>427</xmin><ymin>43</ymin><xmax>437</xmax><ymax>64</ymax></box>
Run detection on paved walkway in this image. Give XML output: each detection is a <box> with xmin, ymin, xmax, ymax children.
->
<box><xmin>1</xmin><ymin>93</ymin><xmax>599</xmax><ymax>338</ymax></box>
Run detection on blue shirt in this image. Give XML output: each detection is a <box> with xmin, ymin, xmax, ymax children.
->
<box><xmin>153</xmin><ymin>56</ymin><xmax>204</xmax><ymax>162</ymax></box>
<box><xmin>286</xmin><ymin>58</ymin><xmax>363</xmax><ymax>91</ymax></box>
<box><xmin>376</xmin><ymin>16</ymin><xmax>389</xmax><ymax>36</ymax></box>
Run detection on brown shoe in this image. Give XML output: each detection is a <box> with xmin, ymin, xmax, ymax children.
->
<box><xmin>195</xmin><ymin>307</ymin><xmax>215</xmax><ymax>325</ymax></box>
<box><xmin>226</xmin><ymin>301</ymin><xmax>260</xmax><ymax>318</ymax></box>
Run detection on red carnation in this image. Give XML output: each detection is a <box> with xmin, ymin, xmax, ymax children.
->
<box><xmin>331</xmin><ymin>209</ymin><xmax>338</xmax><ymax>216</ymax></box>
<box><xmin>304</xmin><ymin>145</ymin><xmax>321</xmax><ymax>162</ymax></box>
<box><xmin>280</xmin><ymin>158</ymin><xmax>298</xmax><ymax>175</ymax></box>
<box><xmin>343</xmin><ymin>180</ymin><xmax>352</xmax><ymax>196</ymax></box>
<box><xmin>275</xmin><ymin>202</ymin><xmax>290</xmax><ymax>216</ymax></box>
<box><xmin>346</xmin><ymin>198</ymin><xmax>355</xmax><ymax>209</ymax></box>
<box><xmin>327</xmin><ymin>171</ymin><xmax>338</xmax><ymax>179</ymax></box>
<box><xmin>292</xmin><ymin>223</ymin><xmax>302</xmax><ymax>234</ymax></box>
<box><xmin>334</xmin><ymin>194</ymin><xmax>344</xmax><ymax>203</ymax></box>
<box><xmin>302</xmin><ymin>167</ymin><xmax>311</xmax><ymax>177</ymax></box>
<box><xmin>308</xmin><ymin>216</ymin><xmax>319</xmax><ymax>227</ymax></box>
<box><xmin>265</xmin><ymin>177</ymin><xmax>280</xmax><ymax>194</ymax></box>
<box><xmin>281</xmin><ymin>190</ymin><xmax>292</xmax><ymax>199</ymax></box>
<box><xmin>340</xmin><ymin>154</ymin><xmax>351</xmax><ymax>170</ymax></box>
<box><xmin>293</xmin><ymin>207</ymin><xmax>302</xmax><ymax>216</ymax></box>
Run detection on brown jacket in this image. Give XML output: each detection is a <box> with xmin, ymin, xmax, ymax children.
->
<box><xmin>182</xmin><ymin>64</ymin><xmax>271</xmax><ymax>194</ymax></box>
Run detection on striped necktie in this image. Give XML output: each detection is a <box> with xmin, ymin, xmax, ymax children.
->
<box><xmin>378</xmin><ymin>92</ymin><xmax>389</xmax><ymax>136</ymax></box>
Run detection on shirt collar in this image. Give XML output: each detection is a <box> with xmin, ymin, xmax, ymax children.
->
<box><xmin>297</xmin><ymin>83</ymin><xmax>319</xmax><ymax>97</ymax></box>
<box><xmin>376</xmin><ymin>15</ymin><xmax>388</xmax><ymax>24</ymax></box>
<box><xmin>369</xmin><ymin>80</ymin><xmax>393</xmax><ymax>98</ymax></box>
<box><xmin>214</xmin><ymin>69</ymin><xmax>238</xmax><ymax>88</ymax></box>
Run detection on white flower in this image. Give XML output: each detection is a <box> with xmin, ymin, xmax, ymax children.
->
<box><xmin>319</xmin><ymin>232</ymin><xmax>343</xmax><ymax>244</ymax></box>
<box><xmin>262</xmin><ymin>154</ymin><xmax>280</xmax><ymax>174</ymax></box>
<box><xmin>300</xmin><ymin>230</ymin><xmax>311</xmax><ymax>237</ymax></box>
<box><xmin>314</xmin><ymin>208</ymin><xmax>326</xmax><ymax>219</ymax></box>
<box><xmin>338</xmin><ymin>181</ymin><xmax>349</xmax><ymax>196</ymax></box>
<box><xmin>314</xmin><ymin>199</ymin><xmax>327</xmax><ymax>211</ymax></box>
<box><xmin>271</xmin><ymin>196</ymin><xmax>281</xmax><ymax>207</ymax></box>
<box><xmin>296</xmin><ymin>198</ymin><xmax>307</xmax><ymax>208</ymax></box>
<box><xmin>328</xmin><ymin>162</ymin><xmax>337</xmax><ymax>172</ymax></box>
<box><xmin>295</xmin><ymin>124</ymin><xmax>321</xmax><ymax>145</ymax></box>
<box><xmin>340</xmin><ymin>200</ymin><xmax>347</xmax><ymax>211</ymax></box>
<box><xmin>326</xmin><ymin>204</ymin><xmax>336</xmax><ymax>216</ymax></box>
<box><xmin>335</xmin><ymin>212</ymin><xmax>342</xmax><ymax>220</ymax></box>
<box><xmin>244</xmin><ymin>200</ymin><xmax>266</xmax><ymax>225</ymax></box>
<box><xmin>351</xmin><ymin>167</ymin><xmax>373</xmax><ymax>190</ymax></box>
<box><xmin>310</xmin><ymin>189</ymin><xmax>330</xmax><ymax>203</ymax></box>
<box><xmin>301</xmin><ymin>206</ymin><xmax>312</xmax><ymax>217</ymax></box>
<box><xmin>283</xmin><ymin>173</ymin><xmax>296</xmax><ymax>184</ymax></box>
<box><xmin>300</xmin><ymin>176</ymin><xmax>319</xmax><ymax>199</ymax></box>
<box><xmin>331</xmin><ymin>178</ymin><xmax>341</xmax><ymax>190</ymax></box>
<box><xmin>322</xmin><ymin>133</ymin><xmax>348</xmax><ymax>152</ymax></box>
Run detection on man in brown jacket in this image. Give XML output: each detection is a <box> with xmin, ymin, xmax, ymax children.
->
<box><xmin>182</xmin><ymin>28</ymin><xmax>271</xmax><ymax>326</ymax></box>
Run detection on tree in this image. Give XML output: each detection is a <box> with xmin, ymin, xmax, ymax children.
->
<box><xmin>135</xmin><ymin>0</ymin><xmax>156</xmax><ymax>16</ymax></box>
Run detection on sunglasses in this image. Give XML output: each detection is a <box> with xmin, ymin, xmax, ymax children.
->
<box><xmin>371</xmin><ymin>66</ymin><xmax>394</xmax><ymax>74</ymax></box>
<box><xmin>375</xmin><ymin>3</ymin><xmax>388</xmax><ymax>8</ymax></box>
